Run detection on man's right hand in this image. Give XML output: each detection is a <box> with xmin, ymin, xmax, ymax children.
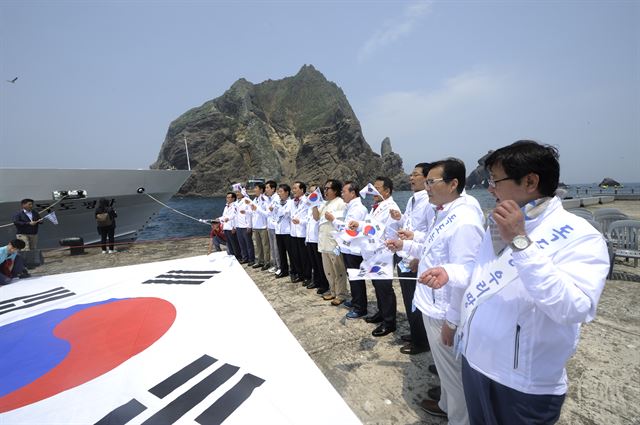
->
<box><xmin>390</xmin><ymin>209</ymin><xmax>401</xmax><ymax>220</ymax></box>
<box><xmin>385</xmin><ymin>239</ymin><xmax>403</xmax><ymax>252</ymax></box>
<box><xmin>418</xmin><ymin>267</ymin><xmax>449</xmax><ymax>289</ymax></box>
<box><xmin>398</xmin><ymin>229</ymin><xmax>414</xmax><ymax>240</ymax></box>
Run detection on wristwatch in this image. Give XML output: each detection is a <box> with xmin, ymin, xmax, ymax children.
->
<box><xmin>511</xmin><ymin>234</ymin><xmax>532</xmax><ymax>251</ymax></box>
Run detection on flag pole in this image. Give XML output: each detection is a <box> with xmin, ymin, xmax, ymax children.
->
<box><xmin>184</xmin><ymin>135</ymin><xmax>191</xmax><ymax>171</ymax></box>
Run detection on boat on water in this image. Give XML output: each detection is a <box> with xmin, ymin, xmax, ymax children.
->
<box><xmin>244</xmin><ymin>178</ymin><xmax>265</xmax><ymax>191</ymax></box>
<box><xmin>0</xmin><ymin>168</ymin><xmax>190</xmax><ymax>249</ymax></box>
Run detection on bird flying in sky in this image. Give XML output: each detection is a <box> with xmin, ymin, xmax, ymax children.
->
<box><xmin>7</xmin><ymin>77</ymin><xmax>18</xmax><ymax>83</ymax></box>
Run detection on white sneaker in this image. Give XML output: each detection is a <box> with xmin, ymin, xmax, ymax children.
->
<box><xmin>268</xmin><ymin>266</ymin><xmax>277</xmax><ymax>273</ymax></box>
<box><xmin>274</xmin><ymin>268</ymin><xmax>281</xmax><ymax>275</ymax></box>
<box><xmin>108</xmin><ymin>249</ymin><xmax>116</xmax><ymax>254</ymax></box>
<box><xmin>101</xmin><ymin>250</ymin><xmax>108</xmax><ymax>254</ymax></box>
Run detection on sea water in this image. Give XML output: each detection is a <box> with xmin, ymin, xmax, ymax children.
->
<box><xmin>138</xmin><ymin>183</ymin><xmax>640</xmax><ymax>242</ymax></box>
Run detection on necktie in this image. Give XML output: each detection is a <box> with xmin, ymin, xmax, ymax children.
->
<box><xmin>406</xmin><ymin>196</ymin><xmax>416</xmax><ymax>230</ymax></box>
<box><xmin>372</xmin><ymin>203</ymin><xmax>379</xmax><ymax>211</ymax></box>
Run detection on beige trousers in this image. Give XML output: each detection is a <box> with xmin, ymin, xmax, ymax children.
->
<box><xmin>16</xmin><ymin>234</ymin><xmax>38</xmax><ymax>251</ymax></box>
<box><xmin>321</xmin><ymin>253</ymin><xmax>349</xmax><ymax>300</ymax></box>
<box><xmin>253</xmin><ymin>228</ymin><xmax>270</xmax><ymax>265</ymax></box>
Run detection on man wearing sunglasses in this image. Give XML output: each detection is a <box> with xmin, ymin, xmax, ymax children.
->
<box><xmin>421</xmin><ymin>141</ymin><xmax>609</xmax><ymax>424</ymax></box>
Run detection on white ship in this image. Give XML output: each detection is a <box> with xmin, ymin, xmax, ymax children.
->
<box><xmin>0</xmin><ymin>168</ymin><xmax>191</xmax><ymax>249</ymax></box>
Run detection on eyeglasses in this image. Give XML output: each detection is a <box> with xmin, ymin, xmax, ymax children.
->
<box><xmin>487</xmin><ymin>176</ymin><xmax>514</xmax><ymax>188</ymax></box>
<box><xmin>425</xmin><ymin>178</ymin><xmax>449</xmax><ymax>187</ymax></box>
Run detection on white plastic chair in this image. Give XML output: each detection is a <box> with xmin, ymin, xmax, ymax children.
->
<box><xmin>608</xmin><ymin>219</ymin><xmax>640</xmax><ymax>278</ymax></box>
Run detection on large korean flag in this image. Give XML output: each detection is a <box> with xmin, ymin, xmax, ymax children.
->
<box><xmin>0</xmin><ymin>254</ymin><xmax>361</xmax><ymax>425</ymax></box>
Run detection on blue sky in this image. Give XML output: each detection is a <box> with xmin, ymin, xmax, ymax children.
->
<box><xmin>1</xmin><ymin>0</ymin><xmax>638</xmax><ymax>184</ymax></box>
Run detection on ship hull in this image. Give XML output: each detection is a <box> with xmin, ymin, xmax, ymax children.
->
<box><xmin>1</xmin><ymin>168</ymin><xmax>190</xmax><ymax>249</ymax></box>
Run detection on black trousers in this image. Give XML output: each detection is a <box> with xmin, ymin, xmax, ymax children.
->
<box><xmin>372</xmin><ymin>279</ymin><xmax>396</xmax><ymax>328</ymax></box>
<box><xmin>224</xmin><ymin>230</ymin><xmax>242</xmax><ymax>259</ymax></box>
<box><xmin>275</xmin><ymin>233</ymin><xmax>292</xmax><ymax>274</ymax></box>
<box><xmin>98</xmin><ymin>225</ymin><xmax>115</xmax><ymax>251</ymax></box>
<box><xmin>306</xmin><ymin>242</ymin><xmax>328</xmax><ymax>290</ymax></box>
<box><xmin>461</xmin><ymin>356</ymin><xmax>565</xmax><ymax>425</ymax></box>
<box><xmin>398</xmin><ymin>267</ymin><xmax>429</xmax><ymax>349</ymax></box>
<box><xmin>343</xmin><ymin>253</ymin><xmax>367</xmax><ymax>314</ymax></box>
<box><xmin>0</xmin><ymin>255</ymin><xmax>25</xmax><ymax>284</ymax></box>
<box><xmin>291</xmin><ymin>237</ymin><xmax>311</xmax><ymax>279</ymax></box>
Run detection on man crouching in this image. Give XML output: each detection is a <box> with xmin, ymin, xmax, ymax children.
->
<box><xmin>0</xmin><ymin>239</ymin><xmax>29</xmax><ymax>285</ymax></box>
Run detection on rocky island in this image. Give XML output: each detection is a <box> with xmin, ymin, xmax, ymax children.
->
<box><xmin>151</xmin><ymin>65</ymin><xmax>409</xmax><ymax>195</ymax></box>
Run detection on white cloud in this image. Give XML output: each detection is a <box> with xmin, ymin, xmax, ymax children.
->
<box><xmin>359</xmin><ymin>68</ymin><xmax>640</xmax><ymax>183</ymax></box>
<box><xmin>357</xmin><ymin>0</ymin><xmax>432</xmax><ymax>63</ymax></box>
<box><xmin>359</xmin><ymin>69</ymin><xmax>516</xmax><ymax>172</ymax></box>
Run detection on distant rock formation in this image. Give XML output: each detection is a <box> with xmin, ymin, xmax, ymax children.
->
<box><xmin>380</xmin><ymin>137</ymin><xmax>410</xmax><ymax>191</ymax></box>
<box><xmin>151</xmin><ymin>65</ymin><xmax>408</xmax><ymax>196</ymax></box>
<box><xmin>599</xmin><ymin>178</ymin><xmax>622</xmax><ymax>188</ymax></box>
<box><xmin>465</xmin><ymin>150</ymin><xmax>494</xmax><ymax>189</ymax></box>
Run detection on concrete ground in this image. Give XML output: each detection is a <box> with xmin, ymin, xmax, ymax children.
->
<box><xmin>26</xmin><ymin>200</ymin><xmax>640</xmax><ymax>424</ymax></box>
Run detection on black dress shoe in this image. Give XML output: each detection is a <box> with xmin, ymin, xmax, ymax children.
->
<box><xmin>306</xmin><ymin>282</ymin><xmax>320</xmax><ymax>289</ymax></box>
<box><xmin>291</xmin><ymin>276</ymin><xmax>303</xmax><ymax>283</ymax></box>
<box><xmin>420</xmin><ymin>399</ymin><xmax>447</xmax><ymax>418</ymax></box>
<box><xmin>261</xmin><ymin>264</ymin><xmax>271</xmax><ymax>271</ymax></box>
<box><xmin>275</xmin><ymin>272</ymin><xmax>289</xmax><ymax>279</ymax></box>
<box><xmin>427</xmin><ymin>386</ymin><xmax>441</xmax><ymax>401</ymax></box>
<box><xmin>365</xmin><ymin>313</ymin><xmax>383</xmax><ymax>324</ymax></box>
<box><xmin>372</xmin><ymin>324</ymin><xmax>396</xmax><ymax>337</ymax></box>
<box><xmin>400</xmin><ymin>343</ymin><xmax>429</xmax><ymax>355</ymax></box>
<box><xmin>316</xmin><ymin>287</ymin><xmax>329</xmax><ymax>295</ymax></box>
<box><xmin>428</xmin><ymin>364</ymin><xmax>438</xmax><ymax>376</ymax></box>
<box><xmin>302</xmin><ymin>279</ymin><xmax>312</xmax><ymax>286</ymax></box>
<box><xmin>246</xmin><ymin>261</ymin><xmax>255</xmax><ymax>267</ymax></box>
<box><xmin>252</xmin><ymin>263</ymin><xmax>264</xmax><ymax>269</ymax></box>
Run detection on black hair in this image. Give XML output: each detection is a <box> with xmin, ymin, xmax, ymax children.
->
<box><xmin>226</xmin><ymin>192</ymin><xmax>237</xmax><ymax>200</ymax></box>
<box><xmin>414</xmin><ymin>162</ymin><xmax>431</xmax><ymax>177</ymax></box>
<box><xmin>256</xmin><ymin>182</ymin><xmax>266</xmax><ymax>192</ymax></box>
<box><xmin>375</xmin><ymin>176</ymin><xmax>393</xmax><ymax>194</ymax></box>
<box><xmin>293</xmin><ymin>181</ymin><xmax>307</xmax><ymax>193</ymax></box>
<box><xmin>484</xmin><ymin>140</ymin><xmax>559</xmax><ymax>197</ymax></box>
<box><xmin>343</xmin><ymin>181</ymin><xmax>360</xmax><ymax>194</ymax></box>
<box><xmin>278</xmin><ymin>183</ymin><xmax>291</xmax><ymax>194</ymax></box>
<box><xmin>265</xmin><ymin>180</ymin><xmax>277</xmax><ymax>190</ymax></box>
<box><xmin>429</xmin><ymin>158</ymin><xmax>466</xmax><ymax>194</ymax></box>
<box><xmin>20</xmin><ymin>198</ymin><xmax>34</xmax><ymax>205</ymax></box>
<box><xmin>324</xmin><ymin>179</ymin><xmax>343</xmax><ymax>194</ymax></box>
<box><xmin>10</xmin><ymin>239</ymin><xmax>26</xmax><ymax>249</ymax></box>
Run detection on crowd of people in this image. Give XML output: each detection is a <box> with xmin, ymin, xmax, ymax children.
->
<box><xmin>212</xmin><ymin>140</ymin><xmax>610</xmax><ymax>425</ymax></box>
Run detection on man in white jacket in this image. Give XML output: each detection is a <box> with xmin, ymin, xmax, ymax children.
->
<box><xmin>388</xmin><ymin>159</ymin><xmax>484</xmax><ymax>424</ymax></box>
<box><xmin>250</xmin><ymin>182</ymin><xmax>270</xmax><ymax>270</ymax></box>
<box><xmin>422</xmin><ymin>141</ymin><xmax>610</xmax><ymax>424</ymax></box>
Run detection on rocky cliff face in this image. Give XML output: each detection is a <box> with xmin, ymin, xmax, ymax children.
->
<box><xmin>151</xmin><ymin>65</ymin><xmax>408</xmax><ymax>195</ymax></box>
<box><xmin>465</xmin><ymin>150</ymin><xmax>494</xmax><ymax>189</ymax></box>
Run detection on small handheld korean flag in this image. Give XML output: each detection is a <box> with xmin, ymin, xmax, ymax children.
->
<box><xmin>43</xmin><ymin>211</ymin><xmax>58</xmax><ymax>225</ymax></box>
<box><xmin>347</xmin><ymin>252</ymin><xmax>393</xmax><ymax>280</ymax></box>
<box><xmin>359</xmin><ymin>183</ymin><xmax>381</xmax><ymax>199</ymax></box>
<box><xmin>306</xmin><ymin>187</ymin><xmax>324</xmax><ymax>207</ymax></box>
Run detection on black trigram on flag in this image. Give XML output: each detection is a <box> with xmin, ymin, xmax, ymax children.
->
<box><xmin>95</xmin><ymin>354</ymin><xmax>265</xmax><ymax>425</ymax></box>
<box><xmin>143</xmin><ymin>270</ymin><xmax>220</xmax><ymax>285</ymax></box>
<box><xmin>0</xmin><ymin>286</ymin><xmax>75</xmax><ymax>316</ymax></box>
